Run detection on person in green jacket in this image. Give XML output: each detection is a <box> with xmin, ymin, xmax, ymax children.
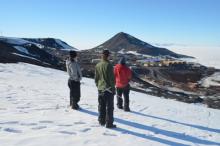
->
<box><xmin>95</xmin><ymin>49</ymin><xmax>116</xmax><ymax>128</ymax></box>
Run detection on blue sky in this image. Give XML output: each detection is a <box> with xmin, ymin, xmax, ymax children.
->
<box><xmin>0</xmin><ymin>0</ymin><xmax>220</xmax><ymax>53</ymax></box>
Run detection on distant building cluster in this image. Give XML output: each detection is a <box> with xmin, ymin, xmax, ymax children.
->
<box><xmin>137</xmin><ymin>58</ymin><xmax>186</xmax><ymax>67</ymax></box>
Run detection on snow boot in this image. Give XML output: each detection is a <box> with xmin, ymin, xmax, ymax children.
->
<box><xmin>117</xmin><ymin>104</ymin><xmax>123</xmax><ymax>109</ymax></box>
<box><xmin>72</xmin><ymin>103</ymin><xmax>79</xmax><ymax>110</ymax></box>
<box><xmin>106</xmin><ymin>123</ymin><xmax>117</xmax><ymax>128</ymax></box>
<box><xmin>99</xmin><ymin>121</ymin><xmax>106</xmax><ymax>126</ymax></box>
<box><xmin>124</xmin><ymin>107</ymin><xmax>130</xmax><ymax>112</ymax></box>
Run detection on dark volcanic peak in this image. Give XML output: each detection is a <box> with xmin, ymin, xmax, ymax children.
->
<box><xmin>113</xmin><ymin>32</ymin><xmax>154</xmax><ymax>48</ymax></box>
<box><xmin>94</xmin><ymin>32</ymin><xmax>153</xmax><ymax>52</ymax></box>
<box><xmin>92</xmin><ymin>32</ymin><xmax>192</xmax><ymax>58</ymax></box>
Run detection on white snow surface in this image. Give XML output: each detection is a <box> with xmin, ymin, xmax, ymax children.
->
<box><xmin>0</xmin><ymin>63</ymin><xmax>220</xmax><ymax>146</ymax></box>
<box><xmin>127</xmin><ymin>51</ymin><xmax>142</xmax><ymax>56</ymax></box>
<box><xmin>14</xmin><ymin>46</ymin><xmax>30</xmax><ymax>55</ymax></box>
<box><xmin>11</xmin><ymin>53</ymin><xmax>41</xmax><ymax>62</ymax></box>
<box><xmin>200</xmin><ymin>72</ymin><xmax>220</xmax><ymax>88</ymax></box>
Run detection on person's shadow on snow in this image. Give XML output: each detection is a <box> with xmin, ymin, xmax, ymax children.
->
<box><xmin>79</xmin><ymin>108</ymin><xmax>220</xmax><ymax>146</ymax></box>
<box><xmin>131</xmin><ymin>111</ymin><xmax>220</xmax><ymax>134</ymax></box>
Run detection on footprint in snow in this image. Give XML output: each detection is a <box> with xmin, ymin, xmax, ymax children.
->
<box><xmin>90</xmin><ymin>124</ymin><xmax>100</xmax><ymax>127</ymax></box>
<box><xmin>58</xmin><ymin>131</ymin><xmax>76</xmax><ymax>135</ymax></box>
<box><xmin>80</xmin><ymin>128</ymin><xmax>91</xmax><ymax>132</ymax></box>
<box><xmin>153</xmin><ymin>130</ymin><xmax>160</xmax><ymax>134</ymax></box>
<box><xmin>103</xmin><ymin>132</ymin><xmax>117</xmax><ymax>136</ymax></box>
<box><xmin>138</xmin><ymin>106</ymin><xmax>148</xmax><ymax>112</ymax></box>
<box><xmin>34</xmin><ymin>108</ymin><xmax>54</xmax><ymax>111</ymax></box>
<box><xmin>0</xmin><ymin>121</ymin><xmax>19</xmax><ymax>125</ymax></box>
<box><xmin>31</xmin><ymin>126</ymin><xmax>47</xmax><ymax>130</ymax></box>
<box><xmin>19</xmin><ymin>110</ymin><xmax>29</xmax><ymax>114</ymax></box>
<box><xmin>57</xmin><ymin>124</ymin><xmax>73</xmax><ymax>127</ymax></box>
<box><xmin>17</xmin><ymin>106</ymin><xmax>31</xmax><ymax>109</ymax></box>
<box><xmin>74</xmin><ymin>121</ymin><xmax>86</xmax><ymax>125</ymax></box>
<box><xmin>152</xmin><ymin>124</ymin><xmax>158</xmax><ymax>127</ymax></box>
<box><xmin>39</xmin><ymin>120</ymin><xmax>54</xmax><ymax>124</ymax></box>
<box><xmin>20</xmin><ymin>122</ymin><xmax>38</xmax><ymax>126</ymax></box>
<box><xmin>4</xmin><ymin>128</ymin><xmax>22</xmax><ymax>133</ymax></box>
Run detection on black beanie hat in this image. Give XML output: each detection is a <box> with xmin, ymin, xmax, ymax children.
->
<box><xmin>69</xmin><ymin>51</ymin><xmax>77</xmax><ymax>58</ymax></box>
<box><xmin>119</xmin><ymin>57</ymin><xmax>126</xmax><ymax>65</ymax></box>
<box><xmin>102</xmin><ymin>49</ymin><xmax>110</xmax><ymax>56</ymax></box>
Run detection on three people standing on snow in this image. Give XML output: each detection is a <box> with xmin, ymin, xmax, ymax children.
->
<box><xmin>66</xmin><ymin>49</ymin><xmax>132</xmax><ymax>128</ymax></box>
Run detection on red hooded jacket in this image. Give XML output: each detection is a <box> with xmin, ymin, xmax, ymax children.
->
<box><xmin>114</xmin><ymin>64</ymin><xmax>132</xmax><ymax>88</ymax></box>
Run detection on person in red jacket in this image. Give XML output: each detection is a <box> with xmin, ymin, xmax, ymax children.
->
<box><xmin>114</xmin><ymin>57</ymin><xmax>132</xmax><ymax>111</ymax></box>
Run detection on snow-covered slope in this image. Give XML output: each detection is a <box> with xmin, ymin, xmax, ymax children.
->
<box><xmin>200</xmin><ymin>72</ymin><xmax>220</xmax><ymax>88</ymax></box>
<box><xmin>0</xmin><ymin>36</ymin><xmax>78</xmax><ymax>51</ymax></box>
<box><xmin>23</xmin><ymin>38</ymin><xmax>78</xmax><ymax>51</ymax></box>
<box><xmin>0</xmin><ymin>36</ymin><xmax>75</xmax><ymax>69</ymax></box>
<box><xmin>0</xmin><ymin>37</ymin><xmax>30</xmax><ymax>45</ymax></box>
<box><xmin>54</xmin><ymin>39</ymin><xmax>77</xmax><ymax>50</ymax></box>
<box><xmin>0</xmin><ymin>63</ymin><xmax>220</xmax><ymax>146</ymax></box>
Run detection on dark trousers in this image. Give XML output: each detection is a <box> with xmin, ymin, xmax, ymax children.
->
<box><xmin>68</xmin><ymin>79</ymin><xmax>81</xmax><ymax>108</ymax></box>
<box><xmin>98</xmin><ymin>91</ymin><xmax>114</xmax><ymax>125</ymax></box>
<box><xmin>116</xmin><ymin>84</ymin><xmax>130</xmax><ymax>109</ymax></box>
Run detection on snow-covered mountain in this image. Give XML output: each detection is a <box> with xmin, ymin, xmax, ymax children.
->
<box><xmin>23</xmin><ymin>38</ymin><xmax>77</xmax><ymax>51</ymax></box>
<box><xmin>0</xmin><ymin>63</ymin><xmax>220</xmax><ymax>146</ymax></box>
<box><xmin>0</xmin><ymin>37</ymin><xmax>77</xmax><ymax>51</ymax></box>
<box><xmin>0</xmin><ymin>36</ymin><xmax>78</xmax><ymax>70</ymax></box>
<box><xmin>0</xmin><ymin>40</ymin><xmax>62</xmax><ymax>69</ymax></box>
